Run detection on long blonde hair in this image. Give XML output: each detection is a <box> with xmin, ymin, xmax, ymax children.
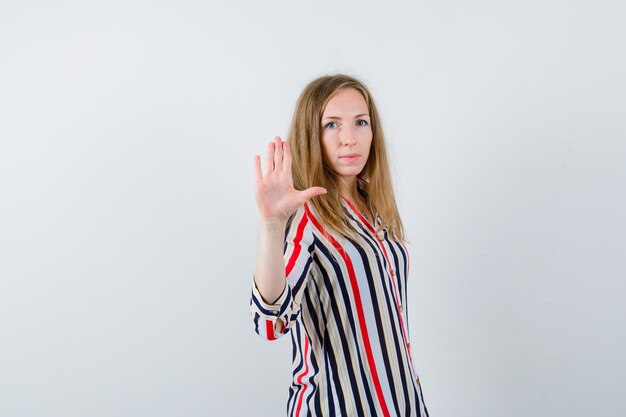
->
<box><xmin>288</xmin><ymin>74</ymin><xmax>406</xmax><ymax>241</ymax></box>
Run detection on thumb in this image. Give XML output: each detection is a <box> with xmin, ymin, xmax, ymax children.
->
<box><xmin>299</xmin><ymin>186</ymin><xmax>327</xmax><ymax>202</ymax></box>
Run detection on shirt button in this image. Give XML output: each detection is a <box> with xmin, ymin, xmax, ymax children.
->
<box><xmin>398</xmin><ymin>305</ymin><xmax>403</xmax><ymax>313</ymax></box>
<box><xmin>407</xmin><ymin>343</ymin><xmax>411</xmax><ymax>350</ymax></box>
<box><xmin>272</xmin><ymin>310</ymin><xmax>279</xmax><ymax>315</ymax></box>
<box><xmin>390</xmin><ymin>270</ymin><xmax>396</xmax><ymax>277</ymax></box>
<box><xmin>377</xmin><ymin>231</ymin><xmax>385</xmax><ymax>240</ymax></box>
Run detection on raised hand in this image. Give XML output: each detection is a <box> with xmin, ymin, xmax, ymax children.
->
<box><xmin>254</xmin><ymin>136</ymin><xmax>327</xmax><ymax>223</ymax></box>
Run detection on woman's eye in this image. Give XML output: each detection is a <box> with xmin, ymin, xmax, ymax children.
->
<box><xmin>356</xmin><ymin>119</ymin><xmax>369</xmax><ymax>126</ymax></box>
<box><xmin>325</xmin><ymin>121</ymin><xmax>338</xmax><ymax>129</ymax></box>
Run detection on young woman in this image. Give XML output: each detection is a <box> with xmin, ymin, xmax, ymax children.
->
<box><xmin>250</xmin><ymin>74</ymin><xmax>429</xmax><ymax>417</ymax></box>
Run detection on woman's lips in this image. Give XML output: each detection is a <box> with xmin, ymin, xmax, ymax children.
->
<box><xmin>340</xmin><ymin>154</ymin><xmax>360</xmax><ymax>162</ymax></box>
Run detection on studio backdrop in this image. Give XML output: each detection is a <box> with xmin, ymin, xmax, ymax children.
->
<box><xmin>0</xmin><ymin>1</ymin><xmax>624</xmax><ymax>416</ymax></box>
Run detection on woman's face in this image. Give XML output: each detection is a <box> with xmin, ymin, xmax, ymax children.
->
<box><xmin>320</xmin><ymin>88</ymin><xmax>373</xmax><ymax>190</ymax></box>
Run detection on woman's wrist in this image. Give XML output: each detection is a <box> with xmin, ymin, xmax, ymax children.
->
<box><xmin>259</xmin><ymin>217</ymin><xmax>288</xmax><ymax>229</ymax></box>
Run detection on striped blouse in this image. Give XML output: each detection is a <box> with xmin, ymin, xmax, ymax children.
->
<box><xmin>250</xmin><ymin>198</ymin><xmax>429</xmax><ymax>417</ymax></box>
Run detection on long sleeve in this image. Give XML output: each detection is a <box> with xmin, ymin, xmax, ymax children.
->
<box><xmin>250</xmin><ymin>205</ymin><xmax>315</xmax><ymax>341</ymax></box>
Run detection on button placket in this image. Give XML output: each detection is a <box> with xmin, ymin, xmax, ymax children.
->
<box><xmin>374</xmin><ymin>228</ymin><xmax>394</xmax><ymax>279</ymax></box>
<box><xmin>346</xmin><ymin>199</ymin><xmax>410</xmax><ymax>347</ymax></box>
<box><xmin>374</xmin><ymin>227</ymin><xmax>405</xmax><ymax>326</ymax></box>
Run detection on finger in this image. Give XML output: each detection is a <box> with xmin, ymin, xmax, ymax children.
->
<box><xmin>282</xmin><ymin>141</ymin><xmax>292</xmax><ymax>174</ymax></box>
<box><xmin>299</xmin><ymin>186</ymin><xmax>327</xmax><ymax>203</ymax></box>
<box><xmin>253</xmin><ymin>155</ymin><xmax>263</xmax><ymax>181</ymax></box>
<box><xmin>264</xmin><ymin>141</ymin><xmax>275</xmax><ymax>174</ymax></box>
<box><xmin>273</xmin><ymin>136</ymin><xmax>283</xmax><ymax>172</ymax></box>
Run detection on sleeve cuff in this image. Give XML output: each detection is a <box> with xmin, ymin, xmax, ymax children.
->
<box><xmin>250</xmin><ymin>278</ymin><xmax>292</xmax><ymax>319</ymax></box>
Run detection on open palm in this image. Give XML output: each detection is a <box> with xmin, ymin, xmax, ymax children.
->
<box><xmin>254</xmin><ymin>136</ymin><xmax>326</xmax><ymax>222</ymax></box>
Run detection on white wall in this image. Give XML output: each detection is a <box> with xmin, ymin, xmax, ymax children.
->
<box><xmin>1</xmin><ymin>1</ymin><xmax>624</xmax><ymax>416</ymax></box>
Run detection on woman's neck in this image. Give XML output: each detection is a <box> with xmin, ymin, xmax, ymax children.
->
<box><xmin>340</xmin><ymin>177</ymin><xmax>372</xmax><ymax>220</ymax></box>
<box><xmin>339</xmin><ymin>177</ymin><xmax>359</xmax><ymax>201</ymax></box>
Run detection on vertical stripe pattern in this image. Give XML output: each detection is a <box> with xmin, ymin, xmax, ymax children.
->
<box><xmin>250</xmin><ymin>201</ymin><xmax>429</xmax><ymax>417</ymax></box>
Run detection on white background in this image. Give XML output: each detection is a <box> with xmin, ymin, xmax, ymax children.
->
<box><xmin>1</xmin><ymin>1</ymin><xmax>624</xmax><ymax>416</ymax></box>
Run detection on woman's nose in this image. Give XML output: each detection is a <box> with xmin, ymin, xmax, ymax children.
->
<box><xmin>340</xmin><ymin>127</ymin><xmax>357</xmax><ymax>145</ymax></box>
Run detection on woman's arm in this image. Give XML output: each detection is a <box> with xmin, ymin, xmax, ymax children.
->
<box><xmin>252</xmin><ymin>136</ymin><xmax>326</xmax><ymax>312</ymax></box>
<box><xmin>254</xmin><ymin>218</ymin><xmax>288</xmax><ymax>305</ymax></box>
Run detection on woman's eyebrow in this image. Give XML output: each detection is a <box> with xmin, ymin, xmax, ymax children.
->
<box><xmin>322</xmin><ymin>113</ymin><xmax>370</xmax><ymax>120</ymax></box>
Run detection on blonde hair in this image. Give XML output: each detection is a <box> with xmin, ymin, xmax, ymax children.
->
<box><xmin>288</xmin><ymin>74</ymin><xmax>406</xmax><ymax>241</ymax></box>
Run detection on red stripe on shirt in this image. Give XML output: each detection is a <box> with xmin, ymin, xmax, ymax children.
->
<box><xmin>266</xmin><ymin>320</ymin><xmax>276</xmax><ymax>341</ymax></box>
<box><xmin>294</xmin><ymin>334</ymin><xmax>311</xmax><ymax>416</ymax></box>
<box><xmin>285</xmin><ymin>212</ymin><xmax>309</xmax><ymax>277</ymax></box>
